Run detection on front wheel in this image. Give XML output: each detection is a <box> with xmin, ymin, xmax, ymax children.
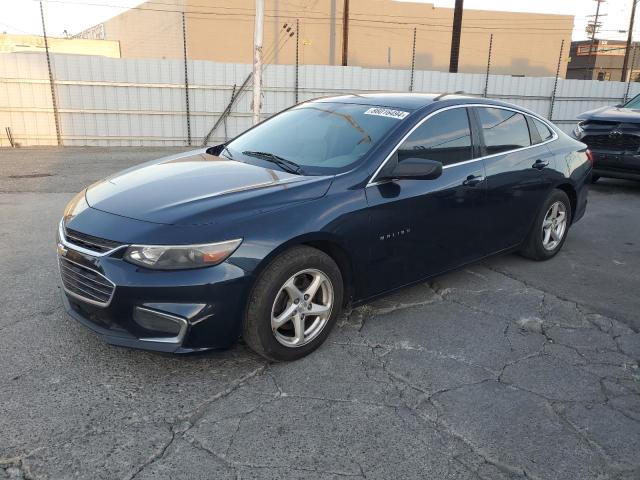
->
<box><xmin>520</xmin><ymin>189</ymin><xmax>572</xmax><ymax>261</ymax></box>
<box><xmin>243</xmin><ymin>246</ymin><xmax>343</xmax><ymax>361</ymax></box>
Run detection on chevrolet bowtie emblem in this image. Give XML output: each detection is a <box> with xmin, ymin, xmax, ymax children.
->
<box><xmin>57</xmin><ymin>243</ymin><xmax>68</xmax><ymax>257</ymax></box>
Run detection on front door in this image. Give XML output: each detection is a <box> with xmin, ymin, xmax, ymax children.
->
<box><xmin>364</xmin><ymin>107</ymin><xmax>486</xmax><ymax>298</ymax></box>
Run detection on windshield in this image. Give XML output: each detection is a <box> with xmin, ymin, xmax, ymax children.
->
<box><xmin>225</xmin><ymin>102</ymin><xmax>410</xmax><ymax>175</ymax></box>
<box><xmin>623</xmin><ymin>94</ymin><xmax>640</xmax><ymax>109</ymax></box>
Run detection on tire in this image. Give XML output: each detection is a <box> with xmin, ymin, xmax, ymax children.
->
<box><xmin>243</xmin><ymin>246</ymin><xmax>343</xmax><ymax>362</ymax></box>
<box><xmin>520</xmin><ymin>189</ymin><xmax>572</xmax><ymax>261</ymax></box>
<box><xmin>590</xmin><ymin>174</ymin><xmax>600</xmax><ymax>184</ymax></box>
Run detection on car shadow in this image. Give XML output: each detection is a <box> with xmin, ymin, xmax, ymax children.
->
<box><xmin>590</xmin><ymin>177</ymin><xmax>640</xmax><ymax>194</ymax></box>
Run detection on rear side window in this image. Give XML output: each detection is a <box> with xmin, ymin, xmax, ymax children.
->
<box><xmin>397</xmin><ymin>108</ymin><xmax>473</xmax><ymax>166</ymax></box>
<box><xmin>533</xmin><ymin>118</ymin><xmax>554</xmax><ymax>142</ymax></box>
<box><xmin>476</xmin><ymin>107</ymin><xmax>531</xmax><ymax>155</ymax></box>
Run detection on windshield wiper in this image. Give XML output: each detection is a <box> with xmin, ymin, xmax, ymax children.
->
<box><xmin>242</xmin><ymin>150</ymin><xmax>304</xmax><ymax>175</ymax></box>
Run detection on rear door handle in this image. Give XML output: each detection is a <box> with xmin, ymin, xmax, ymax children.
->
<box><xmin>462</xmin><ymin>174</ymin><xmax>485</xmax><ymax>187</ymax></box>
<box><xmin>533</xmin><ymin>159</ymin><xmax>549</xmax><ymax>170</ymax></box>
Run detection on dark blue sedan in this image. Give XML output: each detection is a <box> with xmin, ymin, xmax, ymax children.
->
<box><xmin>58</xmin><ymin>94</ymin><xmax>591</xmax><ymax>361</ymax></box>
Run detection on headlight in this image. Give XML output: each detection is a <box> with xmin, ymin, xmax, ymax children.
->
<box><xmin>572</xmin><ymin>123</ymin><xmax>584</xmax><ymax>138</ymax></box>
<box><xmin>123</xmin><ymin>239</ymin><xmax>242</xmax><ymax>270</ymax></box>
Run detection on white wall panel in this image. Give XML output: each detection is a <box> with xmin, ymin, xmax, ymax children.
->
<box><xmin>2</xmin><ymin>52</ymin><xmax>639</xmax><ymax>146</ymax></box>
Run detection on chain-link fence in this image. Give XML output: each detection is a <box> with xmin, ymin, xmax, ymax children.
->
<box><xmin>2</xmin><ymin>0</ymin><xmax>640</xmax><ymax>146</ymax></box>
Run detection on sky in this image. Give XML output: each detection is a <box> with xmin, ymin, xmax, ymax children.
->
<box><xmin>0</xmin><ymin>0</ymin><xmax>634</xmax><ymax>42</ymax></box>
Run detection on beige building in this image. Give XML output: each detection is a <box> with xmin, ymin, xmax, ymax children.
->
<box><xmin>0</xmin><ymin>34</ymin><xmax>120</xmax><ymax>58</ymax></box>
<box><xmin>77</xmin><ymin>0</ymin><xmax>573</xmax><ymax>77</ymax></box>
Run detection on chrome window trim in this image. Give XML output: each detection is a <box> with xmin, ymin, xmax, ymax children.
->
<box><xmin>58</xmin><ymin>220</ymin><xmax>128</xmax><ymax>258</ymax></box>
<box><xmin>135</xmin><ymin>307</ymin><xmax>189</xmax><ymax>345</ymax></box>
<box><xmin>58</xmin><ymin>255</ymin><xmax>116</xmax><ymax>308</ymax></box>
<box><xmin>366</xmin><ymin>103</ymin><xmax>559</xmax><ymax>187</ymax></box>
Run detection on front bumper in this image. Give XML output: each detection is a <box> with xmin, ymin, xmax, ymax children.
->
<box><xmin>588</xmin><ymin>150</ymin><xmax>640</xmax><ymax>181</ymax></box>
<box><xmin>62</xmin><ymin>294</ymin><xmax>203</xmax><ymax>353</ymax></box>
<box><xmin>58</xmin><ymin>229</ymin><xmax>252</xmax><ymax>353</ymax></box>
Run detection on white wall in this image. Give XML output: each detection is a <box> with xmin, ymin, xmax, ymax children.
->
<box><xmin>2</xmin><ymin>52</ymin><xmax>639</xmax><ymax>147</ymax></box>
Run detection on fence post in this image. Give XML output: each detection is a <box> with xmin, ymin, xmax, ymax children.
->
<box><xmin>483</xmin><ymin>34</ymin><xmax>493</xmax><ymax>98</ymax></box>
<box><xmin>295</xmin><ymin>19</ymin><xmax>299</xmax><ymax>104</ymax></box>
<box><xmin>182</xmin><ymin>12</ymin><xmax>192</xmax><ymax>146</ymax></box>
<box><xmin>40</xmin><ymin>1</ymin><xmax>62</xmax><ymax>146</ymax></box>
<box><xmin>409</xmin><ymin>27</ymin><xmax>417</xmax><ymax>92</ymax></box>
<box><xmin>549</xmin><ymin>39</ymin><xmax>564</xmax><ymax>121</ymax></box>
<box><xmin>624</xmin><ymin>44</ymin><xmax>637</xmax><ymax>103</ymax></box>
<box><xmin>224</xmin><ymin>84</ymin><xmax>236</xmax><ymax>142</ymax></box>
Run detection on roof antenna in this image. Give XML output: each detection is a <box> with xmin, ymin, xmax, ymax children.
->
<box><xmin>433</xmin><ymin>91</ymin><xmax>466</xmax><ymax>101</ymax></box>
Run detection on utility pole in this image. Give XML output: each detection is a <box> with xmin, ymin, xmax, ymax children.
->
<box><xmin>252</xmin><ymin>0</ymin><xmax>265</xmax><ymax>125</ymax></box>
<box><xmin>342</xmin><ymin>0</ymin><xmax>349</xmax><ymax>66</ymax></box>
<box><xmin>40</xmin><ymin>1</ymin><xmax>62</xmax><ymax>146</ymax></box>
<box><xmin>621</xmin><ymin>0</ymin><xmax>638</xmax><ymax>82</ymax></box>
<box><xmin>449</xmin><ymin>0</ymin><xmax>464</xmax><ymax>73</ymax></box>
<box><xmin>585</xmin><ymin>0</ymin><xmax>606</xmax><ymax>80</ymax></box>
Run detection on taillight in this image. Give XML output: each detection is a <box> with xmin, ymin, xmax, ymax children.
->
<box><xmin>585</xmin><ymin>149</ymin><xmax>594</xmax><ymax>166</ymax></box>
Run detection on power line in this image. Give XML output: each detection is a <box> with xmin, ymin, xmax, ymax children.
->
<box><xmin>0</xmin><ymin>21</ymin><xmax>35</xmax><ymax>34</ymax></box>
<box><xmin>35</xmin><ymin>0</ymin><xmax>576</xmax><ymax>32</ymax></box>
<box><xmin>36</xmin><ymin>0</ymin><xmax>577</xmax><ymax>24</ymax></box>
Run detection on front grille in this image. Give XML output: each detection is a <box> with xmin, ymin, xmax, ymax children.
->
<box><xmin>582</xmin><ymin>134</ymin><xmax>640</xmax><ymax>152</ymax></box>
<box><xmin>64</xmin><ymin>227</ymin><xmax>122</xmax><ymax>254</ymax></box>
<box><xmin>59</xmin><ymin>257</ymin><xmax>115</xmax><ymax>306</ymax></box>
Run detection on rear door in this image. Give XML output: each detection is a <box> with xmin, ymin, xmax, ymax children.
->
<box><xmin>364</xmin><ymin>106</ymin><xmax>487</xmax><ymax>297</ymax></box>
<box><xmin>472</xmin><ymin>106</ymin><xmax>557</xmax><ymax>254</ymax></box>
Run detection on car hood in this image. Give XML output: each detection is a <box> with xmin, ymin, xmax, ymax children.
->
<box><xmin>85</xmin><ymin>149</ymin><xmax>333</xmax><ymax>225</ymax></box>
<box><xmin>577</xmin><ymin>105</ymin><xmax>640</xmax><ymax>123</ymax></box>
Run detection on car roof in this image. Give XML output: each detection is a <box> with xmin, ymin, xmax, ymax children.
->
<box><xmin>310</xmin><ymin>93</ymin><xmax>534</xmax><ymax>115</ymax></box>
<box><xmin>312</xmin><ymin>93</ymin><xmax>443</xmax><ymax>110</ymax></box>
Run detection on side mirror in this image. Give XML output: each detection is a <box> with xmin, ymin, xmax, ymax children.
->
<box><xmin>386</xmin><ymin>157</ymin><xmax>443</xmax><ymax>180</ymax></box>
<box><xmin>206</xmin><ymin>143</ymin><xmax>226</xmax><ymax>156</ymax></box>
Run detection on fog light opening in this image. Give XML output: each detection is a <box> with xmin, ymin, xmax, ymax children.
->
<box><xmin>133</xmin><ymin>307</ymin><xmax>187</xmax><ymax>344</ymax></box>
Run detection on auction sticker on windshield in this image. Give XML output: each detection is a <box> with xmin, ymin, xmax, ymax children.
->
<box><xmin>364</xmin><ymin>107</ymin><xmax>410</xmax><ymax>120</ymax></box>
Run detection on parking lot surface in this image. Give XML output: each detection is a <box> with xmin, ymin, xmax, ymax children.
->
<box><xmin>1</xmin><ymin>147</ymin><xmax>639</xmax><ymax>480</ymax></box>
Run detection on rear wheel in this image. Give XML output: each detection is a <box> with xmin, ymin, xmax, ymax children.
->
<box><xmin>243</xmin><ymin>246</ymin><xmax>343</xmax><ymax>361</ymax></box>
<box><xmin>520</xmin><ymin>189</ymin><xmax>572</xmax><ymax>261</ymax></box>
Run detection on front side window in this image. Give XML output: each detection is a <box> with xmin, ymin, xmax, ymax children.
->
<box><xmin>477</xmin><ymin>107</ymin><xmax>531</xmax><ymax>155</ymax></box>
<box><xmin>226</xmin><ymin>102</ymin><xmax>408</xmax><ymax>175</ymax></box>
<box><xmin>397</xmin><ymin>108</ymin><xmax>473</xmax><ymax>166</ymax></box>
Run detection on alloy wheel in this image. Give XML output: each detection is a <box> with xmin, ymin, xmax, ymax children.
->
<box><xmin>270</xmin><ymin>268</ymin><xmax>334</xmax><ymax>348</ymax></box>
<box><xmin>541</xmin><ymin>201</ymin><xmax>567</xmax><ymax>251</ymax></box>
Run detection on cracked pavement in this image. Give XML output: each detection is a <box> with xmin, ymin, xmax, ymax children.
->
<box><xmin>1</xmin><ymin>148</ymin><xmax>639</xmax><ymax>480</ymax></box>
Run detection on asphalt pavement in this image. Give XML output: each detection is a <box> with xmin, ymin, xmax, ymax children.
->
<box><xmin>1</xmin><ymin>147</ymin><xmax>638</xmax><ymax>480</ymax></box>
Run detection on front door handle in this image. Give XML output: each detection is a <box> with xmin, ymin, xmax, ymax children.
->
<box><xmin>533</xmin><ymin>159</ymin><xmax>549</xmax><ymax>170</ymax></box>
<box><xmin>462</xmin><ymin>174</ymin><xmax>485</xmax><ymax>187</ymax></box>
